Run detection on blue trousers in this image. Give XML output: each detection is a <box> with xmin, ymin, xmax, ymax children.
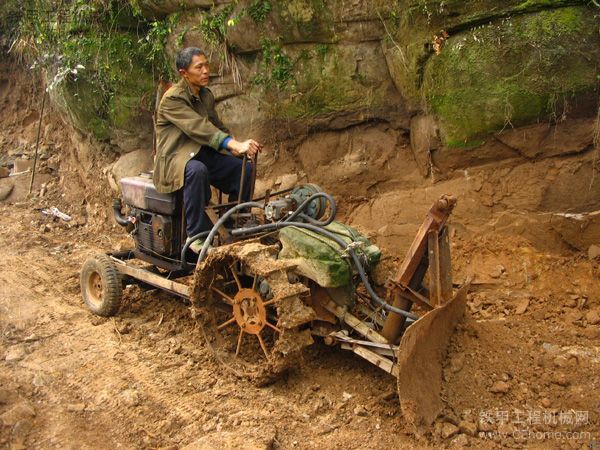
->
<box><xmin>183</xmin><ymin>147</ymin><xmax>252</xmax><ymax>238</ymax></box>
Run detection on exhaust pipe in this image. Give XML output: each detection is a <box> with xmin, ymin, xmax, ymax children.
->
<box><xmin>113</xmin><ymin>198</ymin><xmax>132</xmax><ymax>227</ymax></box>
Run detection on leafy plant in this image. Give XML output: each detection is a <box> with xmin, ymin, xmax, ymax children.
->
<box><xmin>247</xmin><ymin>0</ymin><xmax>272</xmax><ymax>23</ymax></box>
<box><xmin>251</xmin><ymin>38</ymin><xmax>294</xmax><ymax>89</ymax></box>
<box><xmin>14</xmin><ymin>0</ymin><xmax>174</xmax><ymax>139</ymax></box>
<box><xmin>315</xmin><ymin>44</ymin><xmax>329</xmax><ymax>57</ymax></box>
<box><xmin>139</xmin><ymin>14</ymin><xmax>179</xmax><ymax>80</ymax></box>
<box><xmin>197</xmin><ymin>5</ymin><xmax>236</xmax><ymax>47</ymax></box>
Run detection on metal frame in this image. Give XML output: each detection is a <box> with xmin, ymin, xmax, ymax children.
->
<box><xmin>107</xmin><ymin>194</ymin><xmax>460</xmax><ymax>382</ymax></box>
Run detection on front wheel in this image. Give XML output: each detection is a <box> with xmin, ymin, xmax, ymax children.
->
<box><xmin>80</xmin><ymin>254</ymin><xmax>122</xmax><ymax>317</ymax></box>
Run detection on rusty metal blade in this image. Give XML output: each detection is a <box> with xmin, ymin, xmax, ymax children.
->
<box><xmin>396</xmin><ymin>283</ymin><xmax>469</xmax><ymax>430</ymax></box>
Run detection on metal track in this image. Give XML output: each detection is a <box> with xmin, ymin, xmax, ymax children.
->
<box><xmin>190</xmin><ymin>241</ymin><xmax>317</xmax><ymax>384</ymax></box>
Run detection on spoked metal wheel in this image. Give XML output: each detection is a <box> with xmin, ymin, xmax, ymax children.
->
<box><xmin>192</xmin><ymin>242</ymin><xmax>316</xmax><ymax>383</ymax></box>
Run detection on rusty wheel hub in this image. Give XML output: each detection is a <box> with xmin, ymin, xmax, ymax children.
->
<box><xmin>87</xmin><ymin>272</ymin><xmax>104</xmax><ymax>307</ymax></box>
<box><xmin>232</xmin><ymin>288</ymin><xmax>267</xmax><ymax>335</ymax></box>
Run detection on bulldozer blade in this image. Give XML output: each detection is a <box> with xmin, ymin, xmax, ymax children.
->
<box><xmin>395</xmin><ymin>283</ymin><xmax>469</xmax><ymax>430</ymax></box>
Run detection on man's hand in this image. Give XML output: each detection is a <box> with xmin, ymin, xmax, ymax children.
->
<box><xmin>228</xmin><ymin>138</ymin><xmax>263</xmax><ymax>159</ymax></box>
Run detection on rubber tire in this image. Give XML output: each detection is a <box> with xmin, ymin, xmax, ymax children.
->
<box><xmin>80</xmin><ymin>254</ymin><xmax>122</xmax><ymax>317</ymax></box>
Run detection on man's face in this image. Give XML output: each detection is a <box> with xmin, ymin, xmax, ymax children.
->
<box><xmin>180</xmin><ymin>54</ymin><xmax>210</xmax><ymax>89</ymax></box>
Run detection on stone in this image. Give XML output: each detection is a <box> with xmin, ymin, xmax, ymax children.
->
<box><xmin>542</xmin><ymin>343</ymin><xmax>560</xmax><ymax>354</ymax></box>
<box><xmin>459</xmin><ymin>420</ymin><xmax>477</xmax><ymax>436</ymax></box>
<box><xmin>0</xmin><ymin>167</ymin><xmax>9</xmax><ymax>178</ymax></box>
<box><xmin>117</xmin><ymin>322</ymin><xmax>132</xmax><ymax>334</ymax></box>
<box><xmin>515</xmin><ymin>297</ymin><xmax>529</xmax><ymax>315</ymax></box>
<box><xmin>0</xmin><ymin>389</ymin><xmax>13</xmax><ymax>405</ymax></box>
<box><xmin>449</xmin><ymin>354</ymin><xmax>465</xmax><ymax>373</ymax></box>
<box><xmin>0</xmin><ymin>402</ymin><xmax>36</xmax><ymax>426</ymax></box>
<box><xmin>489</xmin><ymin>381</ymin><xmax>510</xmax><ymax>394</ymax></box>
<box><xmin>498</xmin><ymin>423</ymin><xmax>514</xmax><ymax>435</ymax></box>
<box><xmin>586</xmin><ymin>310</ymin><xmax>600</xmax><ymax>326</ymax></box>
<box><xmin>66</xmin><ymin>403</ymin><xmax>86</xmax><ymax>412</ymax></box>
<box><xmin>450</xmin><ymin>433</ymin><xmax>469</xmax><ymax>447</ymax></box>
<box><xmin>540</xmin><ymin>398</ymin><xmax>552</xmax><ymax>408</ymax></box>
<box><xmin>588</xmin><ymin>244</ymin><xmax>600</xmax><ymax>260</ymax></box>
<box><xmin>182</xmin><ymin>430</ymin><xmax>275</xmax><ymax>450</ymax></box>
<box><xmin>11</xmin><ymin>416</ymin><xmax>33</xmax><ymax>441</ymax></box>
<box><xmin>274</xmin><ymin>173</ymin><xmax>298</xmax><ymax>191</ymax></box>
<box><xmin>440</xmin><ymin>422</ymin><xmax>460</xmax><ymax>439</ymax></box>
<box><xmin>32</xmin><ymin>374</ymin><xmax>45</xmax><ymax>388</ymax></box>
<box><xmin>553</xmin><ymin>356</ymin><xmax>570</xmax><ymax>368</ymax></box>
<box><xmin>353</xmin><ymin>405</ymin><xmax>368</xmax><ymax>417</ymax></box>
<box><xmin>4</xmin><ymin>345</ymin><xmax>26</xmax><ymax>362</ymax></box>
<box><xmin>551</xmin><ymin>373</ymin><xmax>570</xmax><ymax>387</ymax></box>
<box><xmin>120</xmin><ymin>389</ymin><xmax>141</xmax><ymax>407</ymax></box>
<box><xmin>478</xmin><ymin>420</ymin><xmax>496</xmax><ymax>432</ymax></box>
<box><xmin>111</xmin><ymin>149</ymin><xmax>153</xmax><ymax>186</ymax></box>
<box><xmin>566</xmin><ymin>310</ymin><xmax>583</xmax><ymax>323</ymax></box>
<box><xmin>489</xmin><ymin>265</ymin><xmax>505</xmax><ymax>279</ymax></box>
<box><xmin>0</xmin><ymin>181</ymin><xmax>14</xmax><ymax>201</ymax></box>
<box><xmin>13</xmin><ymin>159</ymin><xmax>32</xmax><ymax>173</ymax></box>
<box><xmin>565</xmin><ymin>297</ymin><xmax>578</xmax><ymax>308</ymax></box>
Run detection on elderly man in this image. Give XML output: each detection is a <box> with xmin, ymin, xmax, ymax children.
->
<box><xmin>153</xmin><ymin>47</ymin><xmax>262</xmax><ymax>253</ymax></box>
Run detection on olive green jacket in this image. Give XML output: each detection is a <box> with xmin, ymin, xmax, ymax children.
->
<box><xmin>153</xmin><ymin>79</ymin><xmax>230</xmax><ymax>194</ymax></box>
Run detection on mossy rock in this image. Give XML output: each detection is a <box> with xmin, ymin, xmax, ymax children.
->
<box><xmin>422</xmin><ymin>6</ymin><xmax>600</xmax><ymax>147</ymax></box>
<box><xmin>50</xmin><ymin>31</ymin><xmax>155</xmax><ymax>147</ymax></box>
<box><xmin>169</xmin><ymin>0</ymin><xmax>385</xmax><ymax>58</ymax></box>
<box><xmin>131</xmin><ymin>0</ymin><xmax>230</xmax><ymax>19</ymax></box>
<box><xmin>383</xmin><ymin>0</ymin><xmax>589</xmax><ymax>104</ymax></box>
<box><xmin>51</xmin><ymin>76</ymin><xmax>111</xmax><ymax>141</ymax></box>
<box><xmin>254</xmin><ymin>41</ymin><xmax>399</xmax><ymax>119</ymax></box>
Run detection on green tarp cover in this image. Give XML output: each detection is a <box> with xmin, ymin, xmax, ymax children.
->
<box><xmin>278</xmin><ymin>222</ymin><xmax>381</xmax><ymax>288</ymax></box>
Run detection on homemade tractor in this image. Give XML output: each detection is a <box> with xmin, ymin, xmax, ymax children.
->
<box><xmin>80</xmin><ymin>172</ymin><xmax>468</xmax><ymax>428</ymax></box>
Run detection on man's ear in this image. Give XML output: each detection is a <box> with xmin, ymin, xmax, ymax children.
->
<box><xmin>178</xmin><ymin>68</ymin><xmax>187</xmax><ymax>77</ymax></box>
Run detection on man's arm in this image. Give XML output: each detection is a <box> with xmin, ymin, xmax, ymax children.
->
<box><xmin>159</xmin><ymin>95</ymin><xmax>228</xmax><ymax>150</ymax></box>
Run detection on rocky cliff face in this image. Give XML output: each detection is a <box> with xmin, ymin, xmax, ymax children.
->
<box><xmin>2</xmin><ymin>0</ymin><xmax>599</xmax><ymax>251</ymax></box>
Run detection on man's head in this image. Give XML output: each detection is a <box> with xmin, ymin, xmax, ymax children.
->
<box><xmin>176</xmin><ymin>47</ymin><xmax>210</xmax><ymax>91</ymax></box>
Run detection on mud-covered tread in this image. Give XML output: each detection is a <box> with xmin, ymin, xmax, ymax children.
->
<box><xmin>191</xmin><ymin>242</ymin><xmax>316</xmax><ymax>384</ymax></box>
<box><xmin>80</xmin><ymin>254</ymin><xmax>122</xmax><ymax>317</ymax></box>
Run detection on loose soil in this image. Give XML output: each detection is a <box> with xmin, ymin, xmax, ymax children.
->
<box><xmin>1</xmin><ymin>59</ymin><xmax>599</xmax><ymax>449</ymax></box>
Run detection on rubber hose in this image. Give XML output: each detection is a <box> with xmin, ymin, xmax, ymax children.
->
<box><xmin>231</xmin><ymin>221</ymin><xmax>418</xmax><ymax>321</ymax></box>
<box><xmin>180</xmin><ymin>230</ymin><xmax>210</xmax><ymax>268</ymax></box>
<box><xmin>198</xmin><ymin>192</ymin><xmax>336</xmax><ymax>263</ymax></box>
<box><xmin>113</xmin><ymin>199</ymin><xmax>132</xmax><ymax>227</ymax></box>
<box><xmin>197</xmin><ymin>201</ymin><xmax>264</xmax><ymax>263</ymax></box>
<box><xmin>284</xmin><ymin>192</ymin><xmax>337</xmax><ymax>225</ymax></box>
<box><xmin>192</xmin><ymin>194</ymin><xmax>416</xmax><ymax>321</ymax></box>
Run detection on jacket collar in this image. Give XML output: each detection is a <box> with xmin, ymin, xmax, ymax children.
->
<box><xmin>177</xmin><ymin>78</ymin><xmax>205</xmax><ymax>103</ymax></box>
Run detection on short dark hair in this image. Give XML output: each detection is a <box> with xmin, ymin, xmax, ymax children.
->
<box><xmin>176</xmin><ymin>47</ymin><xmax>205</xmax><ymax>71</ymax></box>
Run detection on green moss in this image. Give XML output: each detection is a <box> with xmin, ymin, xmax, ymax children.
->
<box><xmin>18</xmin><ymin>0</ymin><xmax>168</xmax><ymax>141</ymax></box>
<box><xmin>259</xmin><ymin>44</ymin><xmax>384</xmax><ymax>119</ymax></box>
<box><xmin>277</xmin><ymin>0</ymin><xmax>334</xmax><ymax>42</ymax></box>
<box><xmin>422</xmin><ymin>6</ymin><xmax>600</xmax><ymax>147</ymax></box>
<box><xmin>388</xmin><ymin>0</ymin><xmax>590</xmax><ymax>110</ymax></box>
<box><xmin>515</xmin><ymin>0</ymin><xmax>573</xmax><ymax>11</ymax></box>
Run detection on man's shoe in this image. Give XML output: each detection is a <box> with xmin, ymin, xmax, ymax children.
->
<box><xmin>187</xmin><ymin>238</ymin><xmax>206</xmax><ymax>254</ymax></box>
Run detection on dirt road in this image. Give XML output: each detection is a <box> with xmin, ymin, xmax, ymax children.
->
<box><xmin>0</xmin><ymin>202</ymin><xmax>418</xmax><ymax>449</ymax></box>
<box><xmin>1</xmin><ymin>198</ymin><xmax>599</xmax><ymax>449</ymax></box>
